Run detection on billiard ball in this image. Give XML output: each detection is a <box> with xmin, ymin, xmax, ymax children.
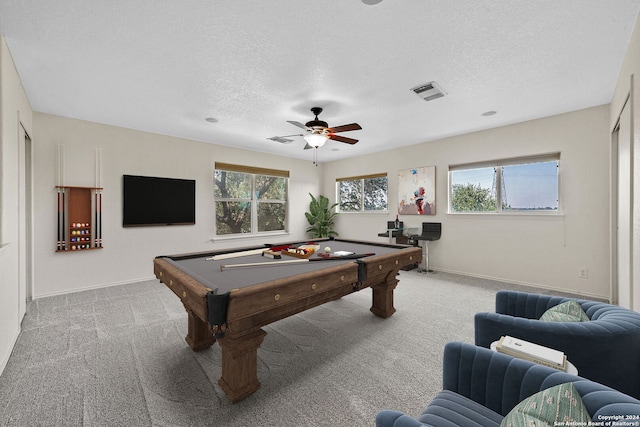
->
<box><xmin>324</xmin><ymin>246</ymin><xmax>331</xmax><ymax>254</ymax></box>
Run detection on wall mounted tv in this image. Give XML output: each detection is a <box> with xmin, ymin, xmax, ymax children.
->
<box><xmin>123</xmin><ymin>175</ymin><xmax>196</xmax><ymax>227</ymax></box>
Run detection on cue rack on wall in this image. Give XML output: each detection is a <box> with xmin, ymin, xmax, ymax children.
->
<box><xmin>56</xmin><ymin>186</ymin><xmax>103</xmax><ymax>252</ymax></box>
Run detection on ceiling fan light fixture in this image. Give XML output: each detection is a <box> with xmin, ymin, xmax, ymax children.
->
<box><xmin>304</xmin><ymin>133</ymin><xmax>328</xmax><ymax>148</ymax></box>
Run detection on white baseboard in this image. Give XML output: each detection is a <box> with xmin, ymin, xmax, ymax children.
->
<box><xmin>32</xmin><ymin>269</ymin><xmax>610</xmax><ymax>303</ymax></box>
<box><xmin>34</xmin><ymin>276</ymin><xmax>158</xmax><ymax>299</ymax></box>
<box><xmin>431</xmin><ymin>267</ymin><xmax>610</xmax><ymax>302</ymax></box>
<box><xmin>0</xmin><ymin>325</ymin><xmax>21</xmax><ymax>378</ymax></box>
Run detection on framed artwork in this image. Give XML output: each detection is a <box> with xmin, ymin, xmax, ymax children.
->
<box><xmin>398</xmin><ymin>166</ymin><xmax>435</xmax><ymax>215</ymax></box>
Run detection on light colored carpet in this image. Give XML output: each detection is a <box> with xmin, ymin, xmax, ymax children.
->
<box><xmin>0</xmin><ymin>271</ymin><xmax>575</xmax><ymax>426</ymax></box>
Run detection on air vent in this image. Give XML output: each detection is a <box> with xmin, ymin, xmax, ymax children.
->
<box><xmin>411</xmin><ymin>81</ymin><xmax>446</xmax><ymax>102</ymax></box>
<box><xmin>267</xmin><ymin>136</ymin><xmax>294</xmax><ymax>144</ymax></box>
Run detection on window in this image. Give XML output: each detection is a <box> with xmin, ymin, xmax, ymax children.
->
<box><xmin>337</xmin><ymin>173</ymin><xmax>388</xmax><ymax>212</ymax></box>
<box><xmin>214</xmin><ymin>163</ymin><xmax>289</xmax><ymax>236</ymax></box>
<box><xmin>449</xmin><ymin>154</ymin><xmax>560</xmax><ymax>214</ymax></box>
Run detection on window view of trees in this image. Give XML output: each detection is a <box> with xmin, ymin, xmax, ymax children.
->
<box><xmin>337</xmin><ymin>175</ymin><xmax>387</xmax><ymax>212</ymax></box>
<box><xmin>338</xmin><ymin>179</ymin><xmax>361</xmax><ymax>212</ymax></box>
<box><xmin>451</xmin><ymin>182</ymin><xmax>498</xmax><ymax>212</ymax></box>
<box><xmin>364</xmin><ymin>177</ymin><xmax>388</xmax><ymax>210</ymax></box>
<box><xmin>215</xmin><ymin>167</ymin><xmax>287</xmax><ymax>235</ymax></box>
<box><xmin>449</xmin><ymin>157</ymin><xmax>559</xmax><ymax>214</ymax></box>
<box><xmin>256</xmin><ymin>175</ymin><xmax>287</xmax><ymax>232</ymax></box>
<box><xmin>450</xmin><ymin>167</ymin><xmax>497</xmax><ymax>212</ymax></box>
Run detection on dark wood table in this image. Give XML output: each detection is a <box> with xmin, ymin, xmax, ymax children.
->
<box><xmin>153</xmin><ymin>238</ymin><xmax>421</xmax><ymax>402</ymax></box>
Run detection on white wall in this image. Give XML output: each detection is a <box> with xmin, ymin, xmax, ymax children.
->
<box><xmin>323</xmin><ymin>105</ymin><xmax>611</xmax><ymax>300</ymax></box>
<box><xmin>32</xmin><ymin>113</ymin><xmax>322</xmax><ymax>297</ymax></box>
<box><xmin>0</xmin><ymin>35</ymin><xmax>33</xmax><ymax>373</ymax></box>
<box><xmin>36</xmin><ymin>105</ymin><xmax>611</xmax><ymax>301</ymax></box>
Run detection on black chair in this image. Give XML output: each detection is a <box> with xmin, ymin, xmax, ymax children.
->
<box><xmin>377</xmin><ymin>221</ymin><xmax>403</xmax><ymax>243</ymax></box>
<box><xmin>414</xmin><ymin>222</ymin><xmax>441</xmax><ymax>272</ymax></box>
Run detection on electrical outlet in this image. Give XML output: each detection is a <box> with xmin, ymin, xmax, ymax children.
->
<box><xmin>579</xmin><ymin>268</ymin><xmax>589</xmax><ymax>279</ymax></box>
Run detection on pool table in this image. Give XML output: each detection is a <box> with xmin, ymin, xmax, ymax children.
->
<box><xmin>153</xmin><ymin>238</ymin><xmax>421</xmax><ymax>402</ymax></box>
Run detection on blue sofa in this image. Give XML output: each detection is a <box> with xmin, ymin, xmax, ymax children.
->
<box><xmin>474</xmin><ymin>290</ymin><xmax>640</xmax><ymax>398</ymax></box>
<box><xmin>375</xmin><ymin>342</ymin><xmax>640</xmax><ymax>427</ymax></box>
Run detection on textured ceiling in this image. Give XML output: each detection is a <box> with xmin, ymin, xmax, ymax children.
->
<box><xmin>1</xmin><ymin>1</ymin><xmax>639</xmax><ymax>164</ymax></box>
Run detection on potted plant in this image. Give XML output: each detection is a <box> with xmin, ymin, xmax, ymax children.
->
<box><xmin>305</xmin><ymin>193</ymin><xmax>339</xmax><ymax>238</ymax></box>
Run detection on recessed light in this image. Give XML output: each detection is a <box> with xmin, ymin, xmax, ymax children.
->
<box><xmin>481</xmin><ymin>111</ymin><xmax>497</xmax><ymax>117</ymax></box>
<box><xmin>205</xmin><ymin>117</ymin><xmax>218</xmax><ymax>123</ymax></box>
<box><xmin>362</xmin><ymin>0</ymin><xmax>383</xmax><ymax>4</ymax></box>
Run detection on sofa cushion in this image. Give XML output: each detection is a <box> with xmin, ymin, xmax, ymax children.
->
<box><xmin>418</xmin><ymin>390</ymin><xmax>503</xmax><ymax>427</ymax></box>
<box><xmin>501</xmin><ymin>382</ymin><xmax>591</xmax><ymax>427</ymax></box>
<box><xmin>539</xmin><ymin>300</ymin><xmax>589</xmax><ymax>322</ymax></box>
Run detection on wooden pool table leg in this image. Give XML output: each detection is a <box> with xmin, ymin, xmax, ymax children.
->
<box><xmin>217</xmin><ymin>328</ymin><xmax>267</xmax><ymax>403</ymax></box>
<box><xmin>369</xmin><ymin>271</ymin><xmax>399</xmax><ymax>318</ymax></box>
<box><xmin>185</xmin><ymin>308</ymin><xmax>216</xmax><ymax>351</ymax></box>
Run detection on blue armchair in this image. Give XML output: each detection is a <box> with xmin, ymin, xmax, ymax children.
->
<box><xmin>474</xmin><ymin>290</ymin><xmax>640</xmax><ymax>399</ymax></box>
<box><xmin>375</xmin><ymin>342</ymin><xmax>640</xmax><ymax>427</ymax></box>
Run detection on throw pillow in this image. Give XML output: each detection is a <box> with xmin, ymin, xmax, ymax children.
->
<box><xmin>539</xmin><ymin>300</ymin><xmax>589</xmax><ymax>322</ymax></box>
<box><xmin>501</xmin><ymin>382</ymin><xmax>591</xmax><ymax>427</ymax></box>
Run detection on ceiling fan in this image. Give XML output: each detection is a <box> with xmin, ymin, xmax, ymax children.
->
<box><xmin>268</xmin><ymin>107</ymin><xmax>362</xmax><ymax>164</ymax></box>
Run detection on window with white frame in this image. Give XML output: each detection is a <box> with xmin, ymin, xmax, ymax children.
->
<box><xmin>449</xmin><ymin>154</ymin><xmax>560</xmax><ymax>214</ymax></box>
<box><xmin>214</xmin><ymin>163</ymin><xmax>289</xmax><ymax>236</ymax></box>
<box><xmin>337</xmin><ymin>173</ymin><xmax>388</xmax><ymax>212</ymax></box>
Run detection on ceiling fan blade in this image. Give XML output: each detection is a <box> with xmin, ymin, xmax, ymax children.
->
<box><xmin>329</xmin><ymin>123</ymin><xmax>362</xmax><ymax>133</ymax></box>
<box><xmin>287</xmin><ymin>120</ymin><xmax>310</xmax><ymax>131</ymax></box>
<box><xmin>329</xmin><ymin>134</ymin><xmax>358</xmax><ymax>145</ymax></box>
<box><xmin>303</xmin><ymin>143</ymin><xmax>314</xmax><ymax>150</ymax></box>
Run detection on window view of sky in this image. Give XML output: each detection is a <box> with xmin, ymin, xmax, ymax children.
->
<box><xmin>451</xmin><ymin>161</ymin><xmax>558</xmax><ymax>210</ymax></box>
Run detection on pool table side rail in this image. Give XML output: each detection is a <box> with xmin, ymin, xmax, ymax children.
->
<box><xmin>224</xmin><ymin>262</ymin><xmax>360</xmax><ymax>333</ymax></box>
<box><xmin>154</xmin><ymin>257</ymin><xmax>211</xmax><ymax>322</ymax></box>
<box><xmin>156</xmin><ymin>243</ymin><xmax>270</xmax><ymax>261</ymax></box>
<box><xmin>356</xmin><ymin>246</ymin><xmax>422</xmax><ymax>282</ymax></box>
<box><xmin>155</xmin><ymin>257</ymin><xmax>361</xmax><ymax>330</ymax></box>
<box><xmin>320</xmin><ymin>237</ymin><xmax>417</xmax><ymax>250</ymax></box>
<box><xmin>222</xmin><ymin>245</ymin><xmax>421</xmax><ymax>333</ymax></box>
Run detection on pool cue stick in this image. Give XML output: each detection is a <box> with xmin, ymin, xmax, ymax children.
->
<box><xmin>94</xmin><ymin>191</ymin><xmax>98</xmax><ymax>248</ymax></box>
<box><xmin>61</xmin><ymin>189</ymin><xmax>66</xmax><ymax>249</ymax></box>
<box><xmin>207</xmin><ymin>248</ymin><xmax>267</xmax><ymax>261</ymax></box>
<box><xmin>220</xmin><ymin>258</ymin><xmax>309</xmax><ymax>271</ymax></box>
<box><xmin>98</xmin><ymin>191</ymin><xmax>103</xmax><ymax>247</ymax></box>
<box><xmin>57</xmin><ymin>190</ymin><xmax>62</xmax><ymax>250</ymax></box>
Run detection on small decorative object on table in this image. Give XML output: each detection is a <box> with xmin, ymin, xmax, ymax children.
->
<box><xmin>261</xmin><ymin>250</ymin><xmax>282</xmax><ymax>259</ymax></box>
<box><xmin>281</xmin><ymin>244</ymin><xmax>319</xmax><ymax>259</ymax></box>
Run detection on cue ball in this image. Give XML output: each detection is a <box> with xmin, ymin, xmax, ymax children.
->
<box><xmin>324</xmin><ymin>246</ymin><xmax>331</xmax><ymax>253</ymax></box>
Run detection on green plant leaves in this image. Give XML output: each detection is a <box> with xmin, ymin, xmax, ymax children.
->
<box><xmin>305</xmin><ymin>193</ymin><xmax>339</xmax><ymax>238</ymax></box>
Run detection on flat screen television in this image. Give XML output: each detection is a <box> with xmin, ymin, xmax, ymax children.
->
<box><xmin>123</xmin><ymin>175</ymin><xmax>196</xmax><ymax>227</ymax></box>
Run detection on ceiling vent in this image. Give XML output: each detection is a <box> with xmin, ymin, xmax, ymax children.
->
<box><xmin>267</xmin><ymin>136</ymin><xmax>294</xmax><ymax>144</ymax></box>
<box><xmin>411</xmin><ymin>81</ymin><xmax>446</xmax><ymax>102</ymax></box>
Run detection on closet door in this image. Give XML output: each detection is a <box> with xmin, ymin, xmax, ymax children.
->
<box><xmin>18</xmin><ymin>125</ymin><xmax>32</xmax><ymax>318</ymax></box>
<box><xmin>615</xmin><ymin>98</ymin><xmax>632</xmax><ymax>308</ymax></box>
